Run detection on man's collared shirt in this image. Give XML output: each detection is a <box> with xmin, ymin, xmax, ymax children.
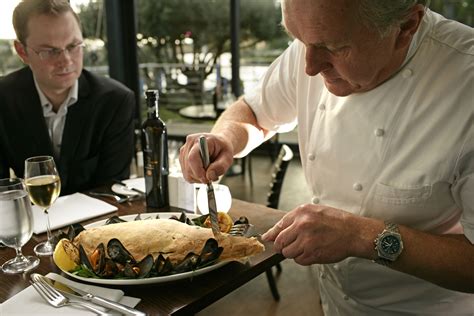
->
<box><xmin>34</xmin><ymin>78</ymin><xmax>78</xmax><ymax>158</ymax></box>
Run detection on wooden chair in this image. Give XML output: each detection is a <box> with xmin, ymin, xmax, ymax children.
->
<box><xmin>264</xmin><ymin>144</ymin><xmax>294</xmax><ymax>301</ymax></box>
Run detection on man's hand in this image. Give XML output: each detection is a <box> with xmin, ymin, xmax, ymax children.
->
<box><xmin>262</xmin><ymin>203</ymin><xmax>379</xmax><ymax>265</ymax></box>
<box><xmin>179</xmin><ymin>133</ymin><xmax>234</xmax><ymax>183</ymax></box>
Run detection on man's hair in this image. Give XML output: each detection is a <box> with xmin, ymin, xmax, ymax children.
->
<box><xmin>13</xmin><ymin>0</ymin><xmax>81</xmax><ymax>44</ymax></box>
<box><xmin>358</xmin><ymin>0</ymin><xmax>431</xmax><ymax>37</ymax></box>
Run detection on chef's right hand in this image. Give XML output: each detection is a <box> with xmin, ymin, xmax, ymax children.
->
<box><xmin>179</xmin><ymin>133</ymin><xmax>234</xmax><ymax>184</ymax></box>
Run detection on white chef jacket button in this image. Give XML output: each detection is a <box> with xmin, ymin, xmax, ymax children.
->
<box><xmin>334</xmin><ymin>265</ymin><xmax>340</xmax><ymax>271</ymax></box>
<box><xmin>353</xmin><ymin>183</ymin><xmax>363</xmax><ymax>191</ymax></box>
<box><xmin>312</xmin><ymin>196</ymin><xmax>320</xmax><ymax>204</ymax></box>
<box><xmin>402</xmin><ymin>68</ymin><xmax>413</xmax><ymax>78</ymax></box>
<box><xmin>374</xmin><ymin>128</ymin><xmax>385</xmax><ymax>137</ymax></box>
<box><xmin>343</xmin><ymin>295</ymin><xmax>349</xmax><ymax>301</ymax></box>
<box><xmin>308</xmin><ymin>153</ymin><xmax>316</xmax><ymax>161</ymax></box>
<box><xmin>319</xmin><ymin>104</ymin><xmax>326</xmax><ymax>111</ymax></box>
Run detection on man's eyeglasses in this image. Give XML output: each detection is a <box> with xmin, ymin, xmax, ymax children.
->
<box><xmin>26</xmin><ymin>42</ymin><xmax>85</xmax><ymax>61</ymax></box>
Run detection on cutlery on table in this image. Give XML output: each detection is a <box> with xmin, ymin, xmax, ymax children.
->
<box><xmin>32</xmin><ymin>273</ymin><xmax>145</xmax><ymax>316</ymax></box>
<box><xmin>198</xmin><ymin>135</ymin><xmax>221</xmax><ymax>237</ymax></box>
<box><xmin>113</xmin><ymin>180</ymin><xmax>145</xmax><ymax>195</ymax></box>
<box><xmin>88</xmin><ymin>191</ymin><xmax>136</xmax><ymax>204</ymax></box>
<box><xmin>30</xmin><ymin>274</ymin><xmax>109</xmax><ymax>315</ymax></box>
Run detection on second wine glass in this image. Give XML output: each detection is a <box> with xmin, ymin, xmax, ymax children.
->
<box><xmin>24</xmin><ymin>156</ymin><xmax>61</xmax><ymax>256</ymax></box>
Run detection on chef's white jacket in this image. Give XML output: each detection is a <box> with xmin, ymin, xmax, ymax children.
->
<box><xmin>245</xmin><ymin>9</ymin><xmax>474</xmax><ymax>315</ymax></box>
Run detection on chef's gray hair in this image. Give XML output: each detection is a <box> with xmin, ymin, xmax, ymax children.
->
<box><xmin>280</xmin><ymin>0</ymin><xmax>430</xmax><ymax>38</ymax></box>
<box><xmin>357</xmin><ymin>0</ymin><xmax>430</xmax><ymax>37</ymax></box>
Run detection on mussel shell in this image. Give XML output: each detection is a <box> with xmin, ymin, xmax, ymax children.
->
<box><xmin>79</xmin><ymin>244</ymin><xmax>94</xmax><ymax>271</ymax></box>
<box><xmin>172</xmin><ymin>252</ymin><xmax>200</xmax><ymax>274</ymax></box>
<box><xmin>99</xmin><ymin>258</ymin><xmax>119</xmax><ymax>278</ymax></box>
<box><xmin>136</xmin><ymin>254</ymin><xmax>154</xmax><ymax>278</ymax></box>
<box><xmin>198</xmin><ymin>238</ymin><xmax>223</xmax><ymax>267</ymax></box>
<box><xmin>154</xmin><ymin>254</ymin><xmax>173</xmax><ymax>276</ymax></box>
<box><xmin>107</xmin><ymin>238</ymin><xmax>136</xmax><ymax>264</ymax></box>
<box><xmin>123</xmin><ymin>263</ymin><xmax>137</xmax><ymax>278</ymax></box>
<box><xmin>105</xmin><ymin>216</ymin><xmax>127</xmax><ymax>225</ymax></box>
<box><xmin>79</xmin><ymin>243</ymin><xmax>106</xmax><ymax>274</ymax></box>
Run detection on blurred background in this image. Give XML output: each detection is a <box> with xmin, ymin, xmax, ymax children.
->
<box><xmin>1</xmin><ymin>0</ymin><xmax>472</xmax><ymax>124</ymax></box>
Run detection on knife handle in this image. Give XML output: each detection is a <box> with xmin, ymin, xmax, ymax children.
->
<box><xmin>85</xmin><ymin>293</ymin><xmax>145</xmax><ymax>316</ymax></box>
<box><xmin>199</xmin><ymin>135</ymin><xmax>210</xmax><ymax>169</ymax></box>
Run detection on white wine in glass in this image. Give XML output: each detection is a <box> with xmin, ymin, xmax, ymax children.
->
<box><xmin>24</xmin><ymin>156</ymin><xmax>61</xmax><ymax>256</ymax></box>
<box><xmin>0</xmin><ymin>178</ymin><xmax>40</xmax><ymax>273</ymax></box>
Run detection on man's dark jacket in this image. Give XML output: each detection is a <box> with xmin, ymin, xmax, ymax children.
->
<box><xmin>0</xmin><ymin>67</ymin><xmax>135</xmax><ymax>195</ymax></box>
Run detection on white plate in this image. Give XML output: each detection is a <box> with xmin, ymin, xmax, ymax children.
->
<box><xmin>111</xmin><ymin>183</ymin><xmax>140</xmax><ymax>197</ymax></box>
<box><xmin>60</xmin><ymin>212</ymin><xmax>228</xmax><ymax>285</ymax></box>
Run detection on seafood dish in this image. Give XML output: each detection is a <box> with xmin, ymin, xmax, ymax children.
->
<box><xmin>53</xmin><ymin>212</ymin><xmax>264</xmax><ymax>279</ymax></box>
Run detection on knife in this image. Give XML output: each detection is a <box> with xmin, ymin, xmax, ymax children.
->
<box><xmin>198</xmin><ymin>136</ymin><xmax>221</xmax><ymax>237</ymax></box>
<box><xmin>114</xmin><ymin>180</ymin><xmax>146</xmax><ymax>195</ymax></box>
<box><xmin>41</xmin><ymin>274</ymin><xmax>145</xmax><ymax>316</ymax></box>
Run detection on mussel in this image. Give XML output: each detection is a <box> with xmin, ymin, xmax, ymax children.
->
<box><xmin>107</xmin><ymin>238</ymin><xmax>136</xmax><ymax>265</ymax></box>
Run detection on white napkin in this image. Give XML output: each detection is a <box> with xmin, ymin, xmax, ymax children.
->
<box><xmin>32</xmin><ymin>193</ymin><xmax>117</xmax><ymax>234</ymax></box>
<box><xmin>123</xmin><ymin>175</ymin><xmax>197</xmax><ymax>211</ymax></box>
<box><xmin>0</xmin><ymin>273</ymin><xmax>141</xmax><ymax>315</ymax></box>
<box><xmin>122</xmin><ymin>177</ymin><xmax>145</xmax><ymax>193</ymax></box>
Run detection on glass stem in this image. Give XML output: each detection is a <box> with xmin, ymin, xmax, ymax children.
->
<box><xmin>45</xmin><ymin>208</ymin><xmax>53</xmax><ymax>245</ymax></box>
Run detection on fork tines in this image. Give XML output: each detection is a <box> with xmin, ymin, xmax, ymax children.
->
<box><xmin>31</xmin><ymin>274</ymin><xmax>60</xmax><ymax>303</ymax></box>
<box><xmin>229</xmin><ymin>223</ymin><xmax>252</xmax><ymax>236</ymax></box>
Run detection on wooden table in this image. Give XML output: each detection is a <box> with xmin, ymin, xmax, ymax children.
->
<box><xmin>0</xmin><ymin>197</ymin><xmax>286</xmax><ymax>315</ymax></box>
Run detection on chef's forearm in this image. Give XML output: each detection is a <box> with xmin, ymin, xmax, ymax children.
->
<box><xmin>211</xmin><ymin>98</ymin><xmax>273</xmax><ymax>157</ymax></box>
<box><xmin>350</xmin><ymin>216</ymin><xmax>474</xmax><ymax>293</ymax></box>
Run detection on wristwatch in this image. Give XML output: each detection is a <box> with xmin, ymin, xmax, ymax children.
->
<box><xmin>373</xmin><ymin>221</ymin><xmax>404</xmax><ymax>265</ymax></box>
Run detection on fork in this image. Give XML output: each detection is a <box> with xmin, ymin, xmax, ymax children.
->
<box><xmin>30</xmin><ymin>274</ymin><xmax>108</xmax><ymax>315</ymax></box>
<box><xmin>229</xmin><ymin>223</ymin><xmax>254</xmax><ymax>237</ymax></box>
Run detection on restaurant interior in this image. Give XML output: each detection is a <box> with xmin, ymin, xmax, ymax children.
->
<box><xmin>0</xmin><ymin>0</ymin><xmax>472</xmax><ymax>315</ymax></box>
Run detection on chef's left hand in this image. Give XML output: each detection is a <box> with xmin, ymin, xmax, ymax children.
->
<box><xmin>262</xmin><ymin>203</ymin><xmax>380</xmax><ymax>265</ymax></box>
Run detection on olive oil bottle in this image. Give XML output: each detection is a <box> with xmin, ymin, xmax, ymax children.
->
<box><xmin>141</xmin><ymin>90</ymin><xmax>169</xmax><ymax>209</ymax></box>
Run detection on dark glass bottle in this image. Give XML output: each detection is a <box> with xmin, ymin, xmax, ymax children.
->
<box><xmin>141</xmin><ymin>90</ymin><xmax>169</xmax><ymax>209</ymax></box>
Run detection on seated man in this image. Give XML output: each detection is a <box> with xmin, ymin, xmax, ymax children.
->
<box><xmin>0</xmin><ymin>0</ymin><xmax>135</xmax><ymax>195</ymax></box>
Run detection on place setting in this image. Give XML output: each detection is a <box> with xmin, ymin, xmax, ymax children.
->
<box><xmin>0</xmin><ymin>153</ymin><xmax>282</xmax><ymax>315</ymax></box>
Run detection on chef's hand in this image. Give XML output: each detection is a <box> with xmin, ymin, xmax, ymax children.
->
<box><xmin>179</xmin><ymin>133</ymin><xmax>234</xmax><ymax>183</ymax></box>
<box><xmin>262</xmin><ymin>204</ymin><xmax>380</xmax><ymax>265</ymax></box>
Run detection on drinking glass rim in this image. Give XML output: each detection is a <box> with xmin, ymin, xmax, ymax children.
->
<box><xmin>25</xmin><ymin>155</ymin><xmax>54</xmax><ymax>163</ymax></box>
<box><xmin>0</xmin><ymin>177</ymin><xmax>24</xmax><ymax>190</ymax></box>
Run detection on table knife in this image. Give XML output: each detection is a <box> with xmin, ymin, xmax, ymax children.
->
<box><xmin>114</xmin><ymin>180</ymin><xmax>145</xmax><ymax>195</ymax></box>
<box><xmin>198</xmin><ymin>136</ymin><xmax>221</xmax><ymax>237</ymax></box>
<box><xmin>42</xmin><ymin>275</ymin><xmax>145</xmax><ymax>316</ymax></box>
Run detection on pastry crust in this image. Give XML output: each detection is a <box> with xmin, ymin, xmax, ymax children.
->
<box><xmin>73</xmin><ymin>219</ymin><xmax>264</xmax><ymax>264</ymax></box>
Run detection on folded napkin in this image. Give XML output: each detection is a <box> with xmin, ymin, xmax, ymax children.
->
<box><xmin>32</xmin><ymin>193</ymin><xmax>117</xmax><ymax>234</ymax></box>
<box><xmin>122</xmin><ymin>177</ymin><xmax>146</xmax><ymax>193</ymax></box>
<box><xmin>0</xmin><ymin>272</ymin><xmax>141</xmax><ymax>315</ymax></box>
<box><xmin>123</xmin><ymin>175</ymin><xmax>197</xmax><ymax>211</ymax></box>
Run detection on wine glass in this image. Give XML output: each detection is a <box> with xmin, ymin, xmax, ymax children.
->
<box><xmin>0</xmin><ymin>178</ymin><xmax>40</xmax><ymax>273</ymax></box>
<box><xmin>24</xmin><ymin>156</ymin><xmax>61</xmax><ymax>256</ymax></box>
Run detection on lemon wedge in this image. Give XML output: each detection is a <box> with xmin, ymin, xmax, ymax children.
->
<box><xmin>204</xmin><ymin>212</ymin><xmax>233</xmax><ymax>233</ymax></box>
<box><xmin>53</xmin><ymin>238</ymin><xmax>79</xmax><ymax>271</ymax></box>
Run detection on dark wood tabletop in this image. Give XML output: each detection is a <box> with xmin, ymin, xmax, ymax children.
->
<box><xmin>0</xmin><ymin>196</ymin><xmax>286</xmax><ymax>315</ymax></box>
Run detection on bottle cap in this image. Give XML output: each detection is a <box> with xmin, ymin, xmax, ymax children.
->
<box><xmin>145</xmin><ymin>90</ymin><xmax>159</xmax><ymax>100</ymax></box>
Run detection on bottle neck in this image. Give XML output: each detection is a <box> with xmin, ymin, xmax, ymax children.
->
<box><xmin>147</xmin><ymin>100</ymin><xmax>159</xmax><ymax>119</ymax></box>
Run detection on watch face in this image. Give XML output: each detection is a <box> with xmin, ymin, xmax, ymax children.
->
<box><xmin>381</xmin><ymin>235</ymin><xmax>401</xmax><ymax>255</ymax></box>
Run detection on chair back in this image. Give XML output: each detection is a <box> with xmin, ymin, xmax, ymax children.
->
<box><xmin>266</xmin><ymin>144</ymin><xmax>294</xmax><ymax>209</ymax></box>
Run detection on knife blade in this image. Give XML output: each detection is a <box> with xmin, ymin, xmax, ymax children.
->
<box><xmin>41</xmin><ymin>275</ymin><xmax>145</xmax><ymax>316</ymax></box>
<box><xmin>198</xmin><ymin>136</ymin><xmax>220</xmax><ymax>237</ymax></box>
